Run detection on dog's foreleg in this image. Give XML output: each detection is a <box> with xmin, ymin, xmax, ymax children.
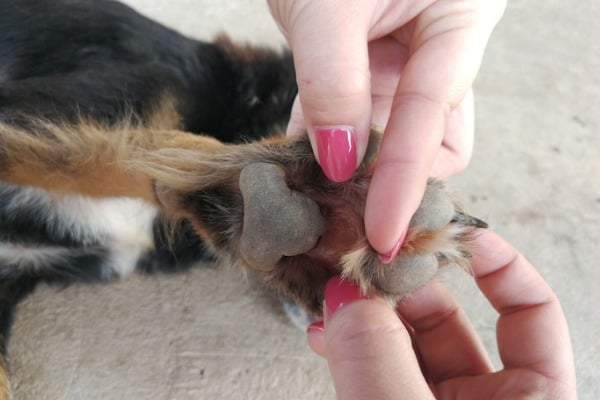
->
<box><xmin>0</xmin><ymin>120</ymin><xmax>224</xmax><ymax>205</ymax></box>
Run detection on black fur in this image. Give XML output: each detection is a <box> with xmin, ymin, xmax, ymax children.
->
<box><xmin>136</xmin><ymin>218</ymin><xmax>214</xmax><ymax>274</ymax></box>
<box><xmin>0</xmin><ymin>0</ymin><xmax>296</xmax><ymax>140</ymax></box>
<box><xmin>0</xmin><ymin>0</ymin><xmax>298</xmax><ymax>387</ymax></box>
<box><xmin>0</xmin><ymin>277</ymin><xmax>39</xmax><ymax>357</ymax></box>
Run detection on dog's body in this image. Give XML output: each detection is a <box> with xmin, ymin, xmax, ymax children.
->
<box><xmin>0</xmin><ymin>1</ymin><xmax>485</xmax><ymax>398</ymax></box>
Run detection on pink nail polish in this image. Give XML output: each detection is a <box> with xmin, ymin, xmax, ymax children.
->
<box><xmin>306</xmin><ymin>321</ymin><xmax>324</xmax><ymax>334</ymax></box>
<box><xmin>315</xmin><ymin>126</ymin><xmax>357</xmax><ymax>182</ymax></box>
<box><xmin>324</xmin><ymin>276</ymin><xmax>368</xmax><ymax>316</ymax></box>
<box><xmin>377</xmin><ymin>229</ymin><xmax>408</xmax><ymax>264</ymax></box>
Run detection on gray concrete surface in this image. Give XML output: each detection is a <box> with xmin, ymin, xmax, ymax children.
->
<box><xmin>9</xmin><ymin>0</ymin><xmax>599</xmax><ymax>399</ymax></box>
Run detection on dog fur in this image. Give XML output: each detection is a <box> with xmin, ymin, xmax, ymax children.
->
<box><xmin>0</xmin><ymin>1</ymin><xmax>485</xmax><ymax>398</ymax></box>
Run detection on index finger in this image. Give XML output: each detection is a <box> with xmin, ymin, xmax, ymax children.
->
<box><xmin>364</xmin><ymin>29</ymin><xmax>474</xmax><ymax>255</ymax></box>
<box><xmin>468</xmin><ymin>230</ymin><xmax>576</xmax><ymax>386</ymax></box>
<box><xmin>365</xmin><ymin>0</ymin><xmax>504</xmax><ymax>255</ymax></box>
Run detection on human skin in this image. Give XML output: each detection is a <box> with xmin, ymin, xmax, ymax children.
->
<box><xmin>267</xmin><ymin>0</ymin><xmax>506</xmax><ymax>260</ymax></box>
<box><xmin>306</xmin><ymin>230</ymin><xmax>578</xmax><ymax>399</ymax></box>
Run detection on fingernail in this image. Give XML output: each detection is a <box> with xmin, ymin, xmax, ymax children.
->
<box><xmin>377</xmin><ymin>228</ymin><xmax>408</xmax><ymax>264</ymax></box>
<box><xmin>324</xmin><ymin>276</ymin><xmax>368</xmax><ymax>316</ymax></box>
<box><xmin>306</xmin><ymin>321</ymin><xmax>324</xmax><ymax>334</ymax></box>
<box><xmin>315</xmin><ymin>126</ymin><xmax>357</xmax><ymax>182</ymax></box>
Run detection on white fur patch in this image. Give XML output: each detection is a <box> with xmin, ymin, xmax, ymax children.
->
<box><xmin>1</xmin><ymin>184</ymin><xmax>158</xmax><ymax>278</ymax></box>
<box><xmin>52</xmin><ymin>195</ymin><xmax>158</xmax><ymax>277</ymax></box>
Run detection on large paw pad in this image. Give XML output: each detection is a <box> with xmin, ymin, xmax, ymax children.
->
<box><xmin>238</xmin><ymin>162</ymin><xmax>325</xmax><ymax>271</ymax></box>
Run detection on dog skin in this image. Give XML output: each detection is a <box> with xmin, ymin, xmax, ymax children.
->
<box><xmin>0</xmin><ymin>1</ymin><xmax>485</xmax><ymax>398</ymax></box>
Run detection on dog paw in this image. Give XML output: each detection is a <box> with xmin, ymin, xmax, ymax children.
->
<box><xmin>153</xmin><ymin>130</ymin><xmax>486</xmax><ymax>315</ymax></box>
<box><xmin>339</xmin><ymin>179</ymin><xmax>486</xmax><ymax>302</ymax></box>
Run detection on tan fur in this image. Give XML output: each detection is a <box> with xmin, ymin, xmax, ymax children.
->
<box><xmin>0</xmin><ymin>101</ymin><xmax>225</xmax><ymax>202</ymax></box>
<box><xmin>0</xmin><ymin>108</ymin><xmax>483</xmax><ymax>314</ymax></box>
<box><xmin>404</xmin><ymin>224</ymin><xmax>473</xmax><ymax>270</ymax></box>
<box><xmin>340</xmin><ymin>221</ymin><xmax>474</xmax><ymax>301</ymax></box>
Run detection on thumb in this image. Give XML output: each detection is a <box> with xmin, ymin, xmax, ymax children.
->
<box><xmin>283</xmin><ymin>2</ymin><xmax>372</xmax><ymax>181</ymax></box>
<box><xmin>322</xmin><ymin>277</ymin><xmax>434</xmax><ymax>400</ymax></box>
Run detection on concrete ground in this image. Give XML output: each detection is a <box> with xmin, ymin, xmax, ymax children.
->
<box><xmin>9</xmin><ymin>0</ymin><xmax>599</xmax><ymax>399</ymax></box>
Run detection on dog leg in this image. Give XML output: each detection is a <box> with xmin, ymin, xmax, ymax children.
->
<box><xmin>0</xmin><ymin>120</ymin><xmax>224</xmax><ymax>203</ymax></box>
<box><xmin>140</xmin><ymin>129</ymin><xmax>488</xmax><ymax>314</ymax></box>
<box><xmin>0</xmin><ymin>119</ymin><xmax>486</xmax><ymax>314</ymax></box>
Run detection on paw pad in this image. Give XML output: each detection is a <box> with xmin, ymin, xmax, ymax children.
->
<box><xmin>239</xmin><ymin>162</ymin><xmax>325</xmax><ymax>271</ymax></box>
<box><xmin>375</xmin><ymin>252</ymin><xmax>438</xmax><ymax>295</ymax></box>
<box><xmin>409</xmin><ymin>181</ymin><xmax>455</xmax><ymax>232</ymax></box>
<box><xmin>362</xmin><ymin>181</ymin><xmax>469</xmax><ymax>299</ymax></box>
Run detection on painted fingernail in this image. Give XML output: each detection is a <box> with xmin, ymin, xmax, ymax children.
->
<box><xmin>306</xmin><ymin>321</ymin><xmax>324</xmax><ymax>334</ymax></box>
<box><xmin>324</xmin><ymin>275</ymin><xmax>368</xmax><ymax>316</ymax></box>
<box><xmin>315</xmin><ymin>126</ymin><xmax>357</xmax><ymax>182</ymax></box>
<box><xmin>377</xmin><ymin>228</ymin><xmax>408</xmax><ymax>264</ymax></box>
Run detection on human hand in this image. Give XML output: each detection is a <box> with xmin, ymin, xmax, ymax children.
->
<box><xmin>267</xmin><ymin>0</ymin><xmax>506</xmax><ymax>259</ymax></box>
<box><xmin>306</xmin><ymin>230</ymin><xmax>577</xmax><ymax>399</ymax></box>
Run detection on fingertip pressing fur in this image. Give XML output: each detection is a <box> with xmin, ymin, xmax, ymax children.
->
<box><xmin>339</xmin><ymin>186</ymin><xmax>485</xmax><ymax>305</ymax></box>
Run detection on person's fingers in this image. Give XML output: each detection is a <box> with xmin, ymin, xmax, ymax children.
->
<box><xmin>322</xmin><ymin>277</ymin><xmax>435</xmax><ymax>400</ymax></box>
<box><xmin>269</xmin><ymin>1</ymin><xmax>374</xmax><ymax>181</ymax></box>
<box><xmin>365</xmin><ymin>0</ymin><xmax>505</xmax><ymax>257</ymax></box>
<box><xmin>288</xmin><ymin>36</ymin><xmax>410</xmax><ymax>138</ymax></box>
<box><xmin>306</xmin><ymin>321</ymin><xmax>326</xmax><ymax>357</ymax></box>
<box><xmin>368</xmin><ymin>36</ymin><xmax>409</xmax><ymax>128</ymax></box>
<box><xmin>396</xmin><ymin>280</ymin><xmax>493</xmax><ymax>383</ymax></box>
<box><xmin>430</xmin><ymin>89</ymin><xmax>474</xmax><ymax>178</ymax></box>
<box><xmin>285</xmin><ymin>96</ymin><xmax>306</xmax><ymax>136</ymax></box>
<box><xmin>365</xmin><ymin>98</ymin><xmax>442</xmax><ymax>258</ymax></box>
<box><xmin>468</xmin><ymin>230</ymin><xmax>577</xmax><ymax>390</ymax></box>
<box><xmin>433</xmin><ymin>231</ymin><xmax>577</xmax><ymax>399</ymax></box>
